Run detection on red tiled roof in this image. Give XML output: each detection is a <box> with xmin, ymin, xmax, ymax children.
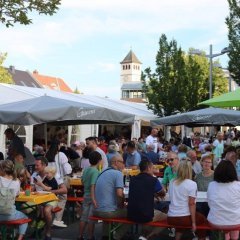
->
<box><xmin>32</xmin><ymin>71</ymin><xmax>73</xmax><ymax>93</ymax></box>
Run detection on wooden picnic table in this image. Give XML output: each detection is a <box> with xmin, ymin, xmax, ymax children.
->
<box><xmin>16</xmin><ymin>192</ymin><xmax>58</xmax><ymax>205</ymax></box>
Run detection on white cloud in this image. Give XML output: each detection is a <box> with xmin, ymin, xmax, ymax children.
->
<box><xmin>0</xmin><ymin>0</ymin><xmax>229</xmax><ymax>60</ymax></box>
<box><xmin>80</xmin><ymin>86</ymin><xmax>120</xmax><ymax>99</ymax></box>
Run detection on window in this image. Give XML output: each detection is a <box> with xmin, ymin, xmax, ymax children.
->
<box><xmin>122</xmin><ymin>91</ymin><xmax>130</xmax><ymax>98</ymax></box>
<box><xmin>128</xmin><ymin>65</ymin><xmax>130</xmax><ymax>69</ymax></box>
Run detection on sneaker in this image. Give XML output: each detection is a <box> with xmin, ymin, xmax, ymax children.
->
<box><xmin>138</xmin><ymin>236</ymin><xmax>147</xmax><ymax>240</ymax></box>
<box><xmin>168</xmin><ymin>228</ymin><xmax>175</xmax><ymax>237</ymax></box>
<box><xmin>30</xmin><ymin>220</ymin><xmax>37</xmax><ymax>228</ymax></box>
<box><xmin>52</xmin><ymin>220</ymin><xmax>67</xmax><ymax>227</ymax></box>
<box><xmin>37</xmin><ymin>220</ymin><xmax>46</xmax><ymax>229</ymax></box>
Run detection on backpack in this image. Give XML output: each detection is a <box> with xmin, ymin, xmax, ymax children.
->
<box><xmin>0</xmin><ymin>178</ymin><xmax>15</xmax><ymax>215</ymax></box>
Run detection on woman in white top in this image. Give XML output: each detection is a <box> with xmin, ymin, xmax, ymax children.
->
<box><xmin>0</xmin><ymin>160</ymin><xmax>28</xmax><ymax>240</ymax></box>
<box><xmin>207</xmin><ymin>160</ymin><xmax>240</xmax><ymax>240</ymax></box>
<box><xmin>167</xmin><ymin>160</ymin><xmax>207</xmax><ymax>240</ymax></box>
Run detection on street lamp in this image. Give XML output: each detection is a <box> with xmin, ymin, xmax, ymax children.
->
<box><xmin>191</xmin><ymin>45</ymin><xmax>230</xmax><ymax>99</ymax></box>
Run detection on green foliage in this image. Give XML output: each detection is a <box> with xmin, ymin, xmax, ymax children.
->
<box><xmin>142</xmin><ymin>35</ymin><xmax>228</xmax><ymax>117</ymax></box>
<box><xmin>212</xmin><ymin>62</ymin><xmax>228</xmax><ymax>97</ymax></box>
<box><xmin>74</xmin><ymin>86</ymin><xmax>81</xmax><ymax>94</ymax></box>
<box><xmin>0</xmin><ymin>53</ymin><xmax>14</xmax><ymax>84</ymax></box>
<box><xmin>0</xmin><ymin>0</ymin><xmax>61</xmax><ymax>27</ymax></box>
<box><xmin>226</xmin><ymin>0</ymin><xmax>240</xmax><ymax>84</ymax></box>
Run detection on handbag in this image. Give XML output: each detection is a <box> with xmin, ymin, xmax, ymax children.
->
<box><xmin>0</xmin><ymin>178</ymin><xmax>15</xmax><ymax>215</ymax></box>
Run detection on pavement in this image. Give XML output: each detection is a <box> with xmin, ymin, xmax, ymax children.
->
<box><xmin>51</xmin><ymin>221</ymin><xmax>185</xmax><ymax>240</ymax></box>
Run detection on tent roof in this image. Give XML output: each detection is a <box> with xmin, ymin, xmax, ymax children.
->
<box><xmin>151</xmin><ymin>107</ymin><xmax>240</xmax><ymax>127</ymax></box>
<box><xmin>0</xmin><ymin>84</ymin><xmax>156</xmax><ymax>122</ymax></box>
<box><xmin>199</xmin><ymin>88</ymin><xmax>240</xmax><ymax>107</ymax></box>
<box><xmin>0</xmin><ymin>95</ymin><xmax>135</xmax><ymax>125</ymax></box>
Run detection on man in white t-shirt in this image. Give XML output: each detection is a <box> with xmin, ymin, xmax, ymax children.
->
<box><xmin>86</xmin><ymin>136</ymin><xmax>108</xmax><ymax>170</ymax></box>
<box><xmin>212</xmin><ymin>132</ymin><xmax>224</xmax><ymax>164</ymax></box>
<box><xmin>146</xmin><ymin>128</ymin><xmax>159</xmax><ymax>153</ymax></box>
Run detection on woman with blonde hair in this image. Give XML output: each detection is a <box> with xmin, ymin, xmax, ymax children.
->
<box><xmin>167</xmin><ymin>160</ymin><xmax>207</xmax><ymax>240</ymax></box>
<box><xmin>0</xmin><ymin>160</ymin><xmax>28</xmax><ymax>240</ymax></box>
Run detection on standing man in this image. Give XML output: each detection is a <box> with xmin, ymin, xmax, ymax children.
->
<box><xmin>125</xmin><ymin>141</ymin><xmax>141</xmax><ymax>169</ymax></box>
<box><xmin>128</xmin><ymin>159</ymin><xmax>166</xmax><ymax>239</ymax></box>
<box><xmin>4</xmin><ymin>128</ymin><xmax>25</xmax><ymax>161</ymax></box>
<box><xmin>212</xmin><ymin>132</ymin><xmax>224</xmax><ymax>166</ymax></box>
<box><xmin>86</xmin><ymin>137</ymin><xmax>108</xmax><ymax>170</ymax></box>
<box><xmin>146</xmin><ymin>128</ymin><xmax>159</xmax><ymax>153</ymax></box>
<box><xmin>94</xmin><ymin>155</ymin><xmax>127</xmax><ymax>240</ymax></box>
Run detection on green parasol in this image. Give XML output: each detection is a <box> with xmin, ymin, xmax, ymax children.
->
<box><xmin>199</xmin><ymin>89</ymin><xmax>240</xmax><ymax>107</ymax></box>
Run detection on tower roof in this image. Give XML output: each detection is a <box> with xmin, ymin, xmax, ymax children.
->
<box><xmin>120</xmin><ymin>50</ymin><xmax>142</xmax><ymax>64</ymax></box>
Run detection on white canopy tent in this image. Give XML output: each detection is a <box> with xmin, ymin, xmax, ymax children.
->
<box><xmin>0</xmin><ymin>84</ymin><xmax>156</xmax><ymax>151</ymax></box>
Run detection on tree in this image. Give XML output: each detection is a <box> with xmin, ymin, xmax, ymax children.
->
<box><xmin>226</xmin><ymin>0</ymin><xmax>240</xmax><ymax>84</ymax></box>
<box><xmin>0</xmin><ymin>53</ymin><xmax>14</xmax><ymax>84</ymax></box>
<box><xmin>142</xmin><ymin>35</ymin><xmax>228</xmax><ymax>117</ymax></box>
<box><xmin>0</xmin><ymin>0</ymin><xmax>61</xmax><ymax>27</ymax></box>
<box><xmin>142</xmin><ymin>34</ymin><xmax>188</xmax><ymax>117</ymax></box>
<box><xmin>74</xmin><ymin>86</ymin><xmax>81</xmax><ymax>94</ymax></box>
<box><xmin>212</xmin><ymin>61</ymin><xmax>229</xmax><ymax>97</ymax></box>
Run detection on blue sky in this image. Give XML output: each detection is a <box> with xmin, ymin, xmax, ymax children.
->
<box><xmin>1</xmin><ymin>0</ymin><xmax>230</xmax><ymax>99</ymax></box>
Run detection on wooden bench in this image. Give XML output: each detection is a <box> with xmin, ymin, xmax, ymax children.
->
<box><xmin>0</xmin><ymin>218</ymin><xmax>32</xmax><ymax>240</ymax></box>
<box><xmin>52</xmin><ymin>206</ymin><xmax>62</xmax><ymax>214</ymax></box>
<box><xmin>89</xmin><ymin>216</ymin><xmax>240</xmax><ymax>240</ymax></box>
<box><xmin>66</xmin><ymin>196</ymin><xmax>84</xmax><ymax>224</ymax></box>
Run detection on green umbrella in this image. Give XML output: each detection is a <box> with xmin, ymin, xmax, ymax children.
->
<box><xmin>199</xmin><ymin>89</ymin><xmax>240</xmax><ymax>107</ymax></box>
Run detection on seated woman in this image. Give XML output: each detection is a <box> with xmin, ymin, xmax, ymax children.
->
<box><xmin>167</xmin><ymin>160</ymin><xmax>207</xmax><ymax>240</ymax></box>
<box><xmin>0</xmin><ymin>160</ymin><xmax>28</xmax><ymax>240</ymax></box>
<box><xmin>195</xmin><ymin>153</ymin><xmax>214</xmax><ymax>216</ymax></box>
<box><xmin>14</xmin><ymin>154</ymin><xmax>31</xmax><ymax>178</ymax></box>
<box><xmin>207</xmin><ymin>160</ymin><xmax>240</xmax><ymax>240</ymax></box>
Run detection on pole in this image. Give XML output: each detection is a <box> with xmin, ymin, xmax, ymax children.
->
<box><xmin>229</xmin><ymin>76</ymin><xmax>232</xmax><ymax>92</ymax></box>
<box><xmin>209</xmin><ymin>44</ymin><xmax>213</xmax><ymax>99</ymax></box>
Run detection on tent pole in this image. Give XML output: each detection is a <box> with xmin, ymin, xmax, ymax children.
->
<box><xmin>44</xmin><ymin>123</ymin><xmax>48</xmax><ymax>151</ymax></box>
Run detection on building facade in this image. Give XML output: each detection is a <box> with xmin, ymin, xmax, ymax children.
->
<box><xmin>120</xmin><ymin>50</ymin><xmax>146</xmax><ymax>103</ymax></box>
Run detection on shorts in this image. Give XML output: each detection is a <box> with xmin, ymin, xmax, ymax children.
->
<box><xmin>45</xmin><ymin>200</ymin><xmax>58</xmax><ymax>208</ymax></box>
<box><xmin>80</xmin><ymin>196</ymin><xmax>93</xmax><ymax>223</ymax></box>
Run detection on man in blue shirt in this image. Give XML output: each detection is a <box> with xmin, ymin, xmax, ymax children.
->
<box><xmin>94</xmin><ymin>155</ymin><xmax>128</xmax><ymax>240</ymax></box>
<box><xmin>125</xmin><ymin>141</ymin><xmax>141</xmax><ymax>169</ymax></box>
<box><xmin>128</xmin><ymin>159</ymin><xmax>166</xmax><ymax>239</ymax></box>
<box><xmin>146</xmin><ymin>144</ymin><xmax>160</xmax><ymax>164</ymax></box>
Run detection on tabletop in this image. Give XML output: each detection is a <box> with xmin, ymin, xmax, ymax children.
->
<box><xmin>124</xmin><ymin>188</ymin><xmax>207</xmax><ymax>202</ymax></box>
<box><xmin>16</xmin><ymin>192</ymin><xmax>58</xmax><ymax>205</ymax></box>
<box><xmin>69</xmin><ymin>178</ymin><xmax>82</xmax><ymax>186</ymax></box>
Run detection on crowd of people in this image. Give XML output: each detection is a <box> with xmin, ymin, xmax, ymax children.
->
<box><xmin>1</xmin><ymin>127</ymin><xmax>240</xmax><ymax>240</ymax></box>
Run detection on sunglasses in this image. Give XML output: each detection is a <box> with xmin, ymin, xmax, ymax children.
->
<box><xmin>181</xmin><ymin>157</ymin><xmax>191</xmax><ymax>162</ymax></box>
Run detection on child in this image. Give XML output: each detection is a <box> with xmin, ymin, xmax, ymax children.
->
<box><xmin>34</xmin><ymin>166</ymin><xmax>58</xmax><ymax>230</ymax></box>
<box><xmin>16</xmin><ymin>167</ymin><xmax>31</xmax><ymax>191</ymax></box>
<box><xmin>14</xmin><ymin>154</ymin><xmax>25</xmax><ymax>170</ymax></box>
<box><xmin>38</xmin><ymin>166</ymin><xmax>58</xmax><ymax>191</ymax></box>
<box><xmin>78</xmin><ymin>151</ymin><xmax>102</xmax><ymax>240</ymax></box>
